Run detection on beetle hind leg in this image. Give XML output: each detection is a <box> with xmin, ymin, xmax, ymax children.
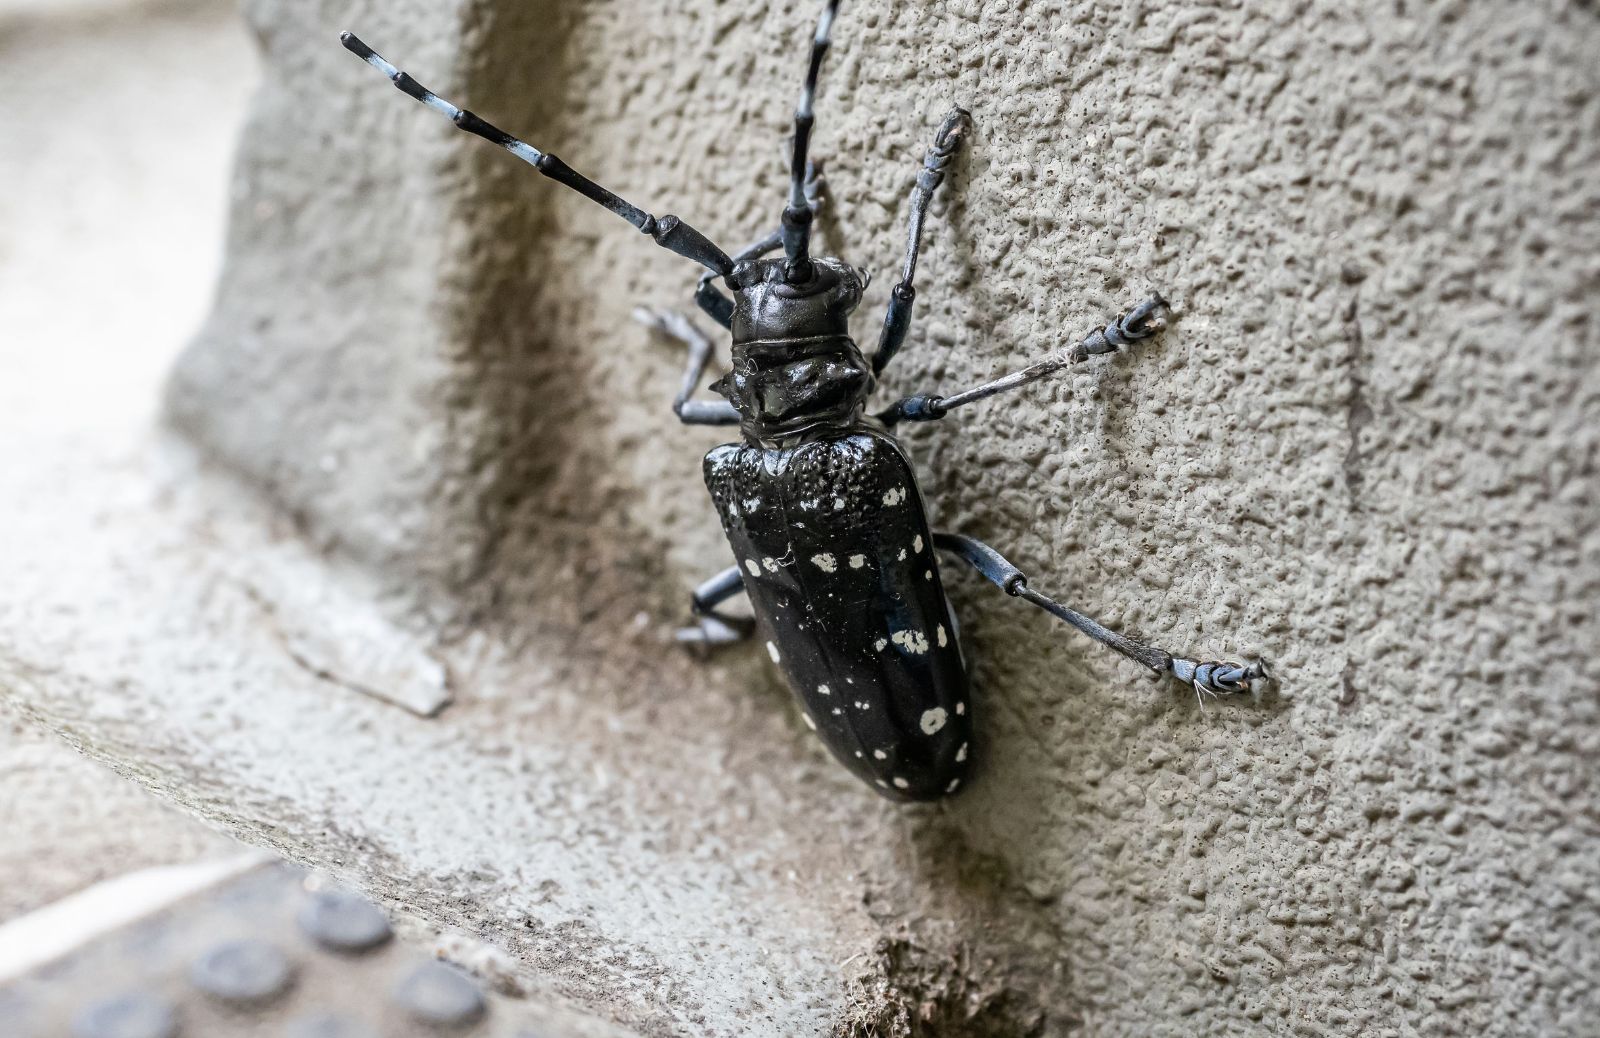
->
<box><xmin>933</xmin><ymin>532</ymin><xmax>1272</xmax><ymax>701</ymax></box>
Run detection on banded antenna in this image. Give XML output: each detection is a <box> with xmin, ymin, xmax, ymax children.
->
<box><xmin>340</xmin><ymin>32</ymin><xmax>734</xmax><ymax>280</ymax></box>
<box><xmin>780</xmin><ymin>0</ymin><xmax>842</xmax><ymax>284</ymax></box>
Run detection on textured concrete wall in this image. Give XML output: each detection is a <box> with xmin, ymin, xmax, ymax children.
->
<box><xmin>161</xmin><ymin>0</ymin><xmax>1599</xmax><ymax>1033</ymax></box>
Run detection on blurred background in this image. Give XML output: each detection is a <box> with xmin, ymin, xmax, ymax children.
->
<box><xmin>0</xmin><ymin>0</ymin><xmax>256</xmax><ymax>914</ymax></box>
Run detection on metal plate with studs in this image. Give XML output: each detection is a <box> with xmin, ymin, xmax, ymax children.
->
<box><xmin>0</xmin><ymin>862</ymin><xmax>606</xmax><ymax>1037</ymax></box>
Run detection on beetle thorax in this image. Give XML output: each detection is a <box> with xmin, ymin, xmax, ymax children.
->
<box><xmin>712</xmin><ymin>257</ymin><xmax>874</xmax><ymax>445</ymax></box>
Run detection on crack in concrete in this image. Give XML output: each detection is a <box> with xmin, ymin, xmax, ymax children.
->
<box><xmin>1342</xmin><ymin>280</ymin><xmax>1373</xmax><ymax>513</ymax></box>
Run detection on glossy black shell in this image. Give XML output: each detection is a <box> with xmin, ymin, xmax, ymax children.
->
<box><xmin>705</xmin><ymin>428</ymin><xmax>972</xmax><ymax>800</ymax></box>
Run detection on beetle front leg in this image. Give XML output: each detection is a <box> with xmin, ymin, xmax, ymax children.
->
<box><xmin>633</xmin><ymin>308</ymin><xmax>741</xmax><ymax>426</ymax></box>
<box><xmin>877</xmin><ymin>295</ymin><xmax>1169</xmax><ymax>425</ymax></box>
<box><xmin>871</xmin><ymin>107</ymin><xmax>973</xmax><ymax>376</ymax></box>
<box><xmin>933</xmin><ymin>532</ymin><xmax>1271</xmax><ymax>702</ymax></box>
<box><xmin>676</xmin><ymin>564</ymin><xmax>753</xmax><ymax>651</ymax></box>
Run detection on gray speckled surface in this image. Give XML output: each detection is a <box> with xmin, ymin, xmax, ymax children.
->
<box><xmin>6</xmin><ymin>0</ymin><xmax>1600</xmax><ymax>1035</ymax></box>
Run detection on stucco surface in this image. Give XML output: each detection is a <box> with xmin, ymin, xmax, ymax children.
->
<box><xmin>7</xmin><ymin>0</ymin><xmax>1598</xmax><ymax>1035</ymax></box>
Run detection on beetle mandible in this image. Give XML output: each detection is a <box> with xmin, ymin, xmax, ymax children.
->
<box><xmin>341</xmin><ymin>0</ymin><xmax>1270</xmax><ymax>801</ymax></box>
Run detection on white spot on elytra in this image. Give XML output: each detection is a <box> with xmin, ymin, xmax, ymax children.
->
<box><xmin>802</xmin><ymin>713</ymin><xmax>816</xmax><ymax>731</ymax></box>
<box><xmin>925</xmin><ymin>570</ymin><xmax>933</xmax><ymax>581</ymax></box>
<box><xmin>855</xmin><ymin>750</ymin><xmax>863</xmax><ymax>758</ymax></box>
<box><xmin>811</xmin><ymin>552</ymin><xmax>837</xmax><ymax>573</ymax></box>
<box><xmin>833</xmin><ymin>497</ymin><xmax>845</xmax><ymax>510</ymax></box>
<box><xmin>893</xmin><ymin>777</ymin><xmax>910</xmax><ymax>789</ymax></box>
<box><xmin>766</xmin><ymin>641</ymin><xmax>781</xmax><ymax>664</ymax></box>
<box><xmin>882</xmin><ymin>486</ymin><xmax>908</xmax><ymax>506</ymax></box>
<box><xmin>898</xmin><ymin>548</ymin><xmax>907</xmax><ymax>561</ymax></box>
<box><xmin>874</xmin><ymin>638</ymin><xmax>888</xmax><ymax>652</ymax></box>
<box><xmin>912</xmin><ymin>534</ymin><xmax>924</xmax><ymax>553</ymax></box>
<box><xmin>876</xmin><ymin>779</ymin><xmax>889</xmax><ymax>788</ymax></box>
<box><xmin>946</xmin><ymin>778</ymin><xmax>962</xmax><ymax>793</ymax></box>
<box><xmin>955</xmin><ymin>702</ymin><xmax>966</xmax><ymax>715</ymax></box>
<box><xmin>762</xmin><ymin>557</ymin><xmax>780</xmax><ymax>573</ymax></box>
<box><xmin>854</xmin><ymin>700</ymin><xmax>870</xmax><ymax>710</ymax></box>
<box><xmin>920</xmin><ymin>707</ymin><xmax>948</xmax><ymax>735</ymax></box>
<box><xmin>891</xmin><ymin>629</ymin><xmax>930</xmax><ymax>655</ymax></box>
<box><xmin>744</xmin><ymin>559</ymin><xmax>761</xmax><ymax>578</ymax></box>
<box><xmin>937</xmin><ymin>624</ymin><xmax>949</xmax><ymax>648</ymax></box>
<box><xmin>832</xmin><ymin>707</ymin><xmax>843</xmax><ymax>716</ymax></box>
<box><xmin>873</xmin><ymin>749</ymin><xmax>888</xmax><ymax>760</ymax></box>
<box><xmin>817</xmin><ymin>684</ymin><xmax>830</xmax><ymax>696</ymax></box>
<box><xmin>956</xmin><ymin>742</ymin><xmax>968</xmax><ymax>762</ymax></box>
<box><xmin>848</xmin><ymin>554</ymin><xmax>867</xmax><ymax>569</ymax></box>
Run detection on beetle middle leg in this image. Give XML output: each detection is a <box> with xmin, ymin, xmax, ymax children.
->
<box><xmin>876</xmin><ymin>295</ymin><xmax>1170</xmax><ymax>425</ymax></box>
<box><xmin>633</xmin><ymin>308</ymin><xmax>740</xmax><ymax>426</ymax></box>
<box><xmin>676</xmin><ymin>564</ymin><xmax>753</xmax><ymax>650</ymax></box>
<box><xmin>933</xmin><ymin>532</ymin><xmax>1270</xmax><ymax>701</ymax></box>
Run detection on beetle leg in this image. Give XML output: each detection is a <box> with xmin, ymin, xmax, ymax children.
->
<box><xmin>871</xmin><ymin>106</ymin><xmax>974</xmax><ymax>377</ymax></box>
<box><xmin>876</xmin><ymin>295</ymin><xmax>1170</xmax><ymax>425</ymax></box>
<box><xmin>932</xmin><ymin>532</ymin><xmax>1271</xmax><ymax>701</ymax></box>
<box><xmin>676</xmin><ymin>565</ymin><xmax>753</xmax><ymax>652</ymax></box>
<box><xmin>633</xmin><ymin>308</ymin><xmax>742</xmax><ymax>426</ymax></box>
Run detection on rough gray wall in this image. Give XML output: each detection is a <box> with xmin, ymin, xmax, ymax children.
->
<box><xmin>163</xmin><ymin>0</ymin><xmax>1599</xmax><ymax>1033</ymax></box>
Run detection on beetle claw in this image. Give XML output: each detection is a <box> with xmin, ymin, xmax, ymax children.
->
<box><xmin>1170</xmin><ymin>656</ymin><xmax>1273</xmax><ymax>703</ymax></box>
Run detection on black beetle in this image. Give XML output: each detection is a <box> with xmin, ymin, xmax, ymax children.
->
<box><xmin>341</xmin><ymin>0</ymin><xmax>1269</xmax><ymax>801</ymax></box>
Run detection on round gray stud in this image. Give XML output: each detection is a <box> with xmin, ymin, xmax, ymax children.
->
<box><xmin>71</xmin><ymin>994</ymin><xmax>178</xmax><ymax>1038</ymax></box>
<box><xmin>296</xmin><ymin>890</ymin><xmax>393</xmax><ymax>953</ymax></box>
<box><xmin>392</xmin><ymin>961</ymin><xmax>486</xmax><ymax>1027</ymax></box>
<box><xmin>284</xmin><ymin>1012</ymin><xmax>377</xmax><ymax>1038</ymax></box>
<box><xmin>188</xmin><ymin>939</ymin><xmax>294</xmax><ymax>1005</ymax></box>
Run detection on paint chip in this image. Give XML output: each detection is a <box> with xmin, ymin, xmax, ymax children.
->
<box><xmin>803</xmin><ymin>713</ymin><xmax>817</xmax><ymax>731</ymax></box>
<box><xmin>881</xmin><ymin>487</ymin><xmax>908</xmax><ymax>506</ymax></box>
<box><xmin>817</xmin><ymin>684</ymin><xmax>831</xmax><ymax>696</ymax></box>
<box><xmin>762</xmin><ymin>557</ymin><xmax>780</xmax><ymax>573</ymax></box>
<box><xmin>766</xmin><ymin>642</ymin><xmax>781</xmax><ymax>664</ymax></box>
<box><xmin>848</xmin><ymin>554</ymin><xmax>867</xmax><ymax>569</ymax></box>
<box><xmin>810</xmin><ymin>552</ymin><xmax>837</xmax><ymax>573</ymax></box>
<box><xmin>874</xmin><ymin>638</ymin><xmax>888</xmax><ymax>652</ymax></box>
<box><xmin>920</xmin><ymin>707</ymin><xmax>948</xmax><ymax>735</ymax></box>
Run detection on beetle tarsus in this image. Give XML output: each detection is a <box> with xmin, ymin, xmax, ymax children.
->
<box><xmin>1169</xmin><ymin>656</ymin><xmax>1273</xmax><ymax>702</ymax></box>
